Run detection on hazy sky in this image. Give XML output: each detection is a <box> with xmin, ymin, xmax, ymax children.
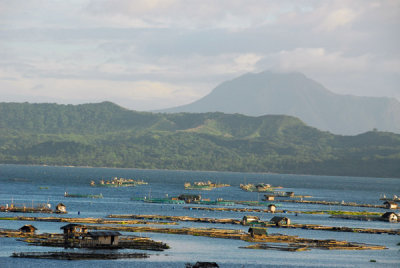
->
<box><xmin>0</xmin><ymin>0</ymin><xmax>399</xmax><ymax>110</ymax></box>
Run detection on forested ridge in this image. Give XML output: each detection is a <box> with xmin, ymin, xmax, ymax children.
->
<box><xmin>1</xmin><ymin>102</ymin><xmax>399</xmax><ymax>178</ymax></box>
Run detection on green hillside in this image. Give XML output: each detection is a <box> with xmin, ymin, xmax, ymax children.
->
<box><xmin>1</xmin><ymin>102</ymin><xmax>399</xmax><ymax>178</ymax></box>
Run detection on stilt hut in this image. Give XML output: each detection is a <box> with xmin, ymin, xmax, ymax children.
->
<box><xmin>384</xmin><ymin>201</ymin><xmax>398</xmax><ymax>209</ymax></box>
<box><xmin>381</xmin><ymin>212</ymin><xmax>399</xmax><ymax>223</ymax></box>
<box><xmin>60</xmin><ymin>224</ymin><xmax>88</xmax><ymax>248</ymax></box>
<box><xmin>241</xmin><ymin>215</ymin><xmax>260</xmax><ymax>225</ymax></box>
<box><xmin>264</xmin><ymin>195</ymin><xmax>275</xmax><ymax>201</ymax></box>
<box><xmin>268</xmin><ymin>204</ymin><xmax>276</xmax><ymax>213</ymax></box>
<box><xmin>19</xmin><ymin>224</ymin><xmax>37</xmax><ymax>234</ymax></box>
<box><xmin>60</xmin><ymin>224</ymin><xmax>88</xmax><ymax>238</ymax></box>
<box><xmin>187</xmin><ymin>262</ymin><xmax>219</xmax><ymax>268</ymax></box>
<box><xmin>178</xmin><ymin>194</ymin><xmax>201</xmax><ymax>203</ymax></box>
<box><xmin>56</xmin><ymin>203</ymin><xmax>67</xmax><ymax>213</ymax></box>
<box><xmin>270</xmin><ymin>216</ymin><xmax>291</xmax><ymax>226</ymax></box>
<box><xmin>84</xmin><ymin>231</ymin><xmax>121</xmax><ymax>247</ymax></box>
<box><xmin>285</xmin><ymin>192</ymin><xmax>295</xmax><ymax>197</ymax></box>
<box><xmin>248</xmin><ymin>227</ymin><xmax>268</xmax><ymax>238</ymax></box>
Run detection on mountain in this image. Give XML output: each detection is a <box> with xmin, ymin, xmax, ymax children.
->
<box><xmin>160</xmin><ymin>71</ymin><xmax>400</xmax><ymax>135</ymax></box>
<box><xmin>1</xmin><ymin>102</ymin><xmax>400</xmax><ymax>178</ymax></box>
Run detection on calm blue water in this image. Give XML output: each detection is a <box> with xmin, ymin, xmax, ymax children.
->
<box><xmin>0</xmin><ymin>164</ymin><xmax>399</xmax><ymax>267</ymax></box>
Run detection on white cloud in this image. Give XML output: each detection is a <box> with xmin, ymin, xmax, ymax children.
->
<box><xmin>83</xmin><ymin>0</ymin><xmax>308</xmax><ymax>30</ymax></box>
<box><xmin>377</xmin><ymin>59</ymin><xmax>400</xmax><ymax>74</ymax></box>
<box><xmin>0</xmin><ymin>0</ymin><xmax>399</xmax><ymax>108</ymax></box>
<box><xmin>234</xmin><ymin>54</ymin><xmax>262</xmax><ymax>71</ymax></box>
<box><xmin>0</xmin><ymin>74</ymin><xmax>201</xmax><ymax>110</ymax></box>
<box><xmin>317</xmin><ymin>8</ymin><xmax>357</xmax><ymax>31</ymax></box>
<box><xmin>264</xmin><ymin>48</ymin><xmax>371</xmax><ymax>74</ymax></box>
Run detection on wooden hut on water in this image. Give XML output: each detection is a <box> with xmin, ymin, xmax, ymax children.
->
<box><xmin>264</xmin><ymin>195</ymin><xmax>275</xmax><ymax>201</ymax></box>
<box><xmin>381</xmin><ymin>212</ymin><xmax>399</xmax><ymax>223</ymax></box>
<box><xmin>60</xmin><ymin>223</ymin><xmax>88</xmax><ymax>248</ymax></box>
<box><xmin>84</xmin><ymin>231</ymin><xmax>121</xmax><ymax>247</ymax></box>
<box><xmin>241</xmin><ymin>215</ymin><xmax>260</xmax><ymax>225</ymax></box>
<box><xmin>178</xmin><ymin>194</ymin><xmax>201</xmax><ymax>203</ymax></box>
<box><xmin>60</xmin><ymin>224</ymin><xmax>88</xmax><ymax>237</ymax></box>
<box><xmin>187</xmin><ymin>261</ymin><xmax>219</xmax><ymax>268</ymax></box>
<box><xmin>270</xmin><ymin>216</ymin><xmax>291</xmax><ymax>226</ymax></box>
<box><xmin>60</xmin><ymin>224</ymin><xmax>121</xmax><ymax>248</ymax></box>
<box><xmin>384</xmin><ymin>201</ymin><xmax>398</xmax><ymax>209</ymax></box>
<box><xmin>56</xmin><ymin>203</ymin><xmax>67</xmax><ymax>213</ymax></box>
<box><xmin>286</xmin><ymin>192</ymin><xmax>295</xmax><ymax>197</ymax></box>
<box><xmin>248</xmin><ymin>227</ymin><xmax>268</xmax><ymax>238</ymax></box>
<box><xmin>267</xmin><ymin>204</ymin><xmax>276</xmax><ymax>213</ymax></box>
<box><xmin>19</xmin><ymin>224</ymin><xmax>37</xmax><ymax>233</ymax></box>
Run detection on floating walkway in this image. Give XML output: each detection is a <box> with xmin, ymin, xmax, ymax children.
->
<box><xmin>1</xmin><ymin>228</ymin><xmax>169</xmax><ymax>251</ymax></box>
<box><xmin>107</xmin><ymin>214</ymin><xmax>242</xmax><ymax>225</ymax></box>
<box><xmin>277</xmin><ymin>199</ymin><xmax>388</xmax><ymax>208</ymax></box>
<box><xmin>240</xmin><ymin>243</ymin><xmax>309</xmax><ymax>252</ymax></box>
<box><xmin>107</xmin><ymin>214</ymin><xmax>400</xmax><ymax>236</ymax></box>
<box><xmin>184</xmin><ymin>206</ymin><xmax>383</xmax><ymax>216</ymax></box>
<box><xmin>85</xmin><ymin>225</ymin><xmax>386</xmax><ymax>250</ymax></box>
<box><xmin>0</xmin><ymin>216</ymin><xmax>177</xmax><ymax>225</ymax></box>
<box><xmin>27</xmin><ymin>234</ymin><xmax>169</xmax><ymax>251</ymax></box>
<box><xmin>0</xmin><ymin>217</ymin><xmax>388</xmax><ymax>251</ymax></box>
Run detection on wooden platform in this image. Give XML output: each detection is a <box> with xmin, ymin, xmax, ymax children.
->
<box><xmin>11</xmin><ymin>251</ymin><xmax>149</xmax><ymax>260</ymax></box>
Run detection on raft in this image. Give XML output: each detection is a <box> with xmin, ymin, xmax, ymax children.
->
<box><xmin>12</xmin><ymin>251</ymin><xmax>149</xmax><ymax>260</ymax></box>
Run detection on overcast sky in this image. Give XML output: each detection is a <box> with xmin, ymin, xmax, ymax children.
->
<box><xmin>0</xmin><ymin>0</ymin><xmax>399</xmax><ymax>110</ymax></box>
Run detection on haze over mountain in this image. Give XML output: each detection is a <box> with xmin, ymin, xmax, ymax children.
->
<box><xmin>160</xmin><ymin>71</ymin><xmax>400</xmax><ymax>135</ymax></box>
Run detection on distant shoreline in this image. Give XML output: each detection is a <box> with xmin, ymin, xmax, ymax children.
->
<box><xmin>1</xmin><ymin>163</ymin><xmax>397</xmax><ymax>180</ymax></box>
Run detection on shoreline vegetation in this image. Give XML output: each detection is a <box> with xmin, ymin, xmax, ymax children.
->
<box><xmin>4</xmin><ymin>163</ymin><xmax>400</xmax><ymax>181</ymax></box>
<box><xmin>0</xmin><ymin>102</ymin><xmax>399</xmax><ymax>178</ymax></box>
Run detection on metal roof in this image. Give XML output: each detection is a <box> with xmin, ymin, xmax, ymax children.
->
<box><xmin>86</xmin><ymin>231</ymin><xmax>122</xmax><ymax>237</ymax></box>
<box><xmin>60</xmin><ymin>223</ymin><xmax>85</xmax><ymax>229</ymax></box>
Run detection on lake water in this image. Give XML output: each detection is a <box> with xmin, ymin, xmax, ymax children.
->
<box><xmin>0</xmin><ymin>164</ymin><xmax>399</xmax><ymax>267</ymax></box>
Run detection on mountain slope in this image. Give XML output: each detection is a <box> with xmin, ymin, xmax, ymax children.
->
<box><xmin>1</xmin><ymin>102</ymin><xmax>400</xmax><ymax>178</ymax></box>
<box><xmin>161</xmin><ymin>71</ymin><xmax>400</xmax><ymax>135</ymax></box>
